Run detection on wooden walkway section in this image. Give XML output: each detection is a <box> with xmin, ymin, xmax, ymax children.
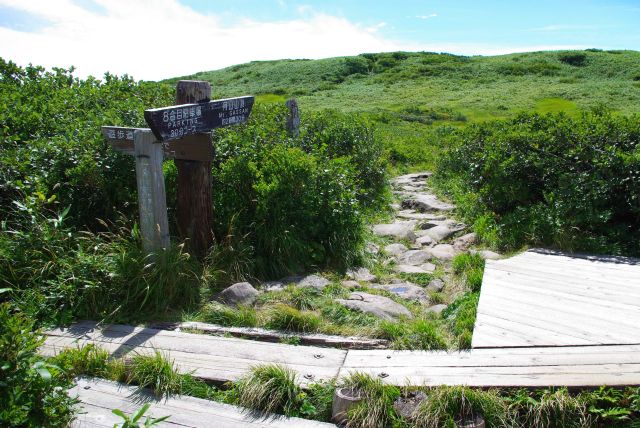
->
<box><xmin>43</xmin><ymin>322</ymin><xmax>640</xmax><ymax>388</ymax></box>
<box><xmin>70</xmin><ymin>377</ymin><xmax>335</xmax><ymax>427</ymax></box>
<box><xmin>472</xmin><ymin>249</ymin><xmax>640</xmax><ymax>348</ymax></box>
<box><xmin>42</xmin><ymin>321</ymin><xmax>346</xmax><ymax>387</ymax></box>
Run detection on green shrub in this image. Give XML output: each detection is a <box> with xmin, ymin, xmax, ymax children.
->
<box><xmin>435</xmin><ymin>111</ymin><xmax>640</xmax><ymax>256</ymax></box>
<box><xmin>558</xmin><ymin>52</ymin><xmax>588</xmax><ymax>66</ymax></box>
<box><xmin>413</xmin><ymin>386</ymin><xmax>510</xmax><ymax>428</ymax></box>
<box><xmin>211</xmin><ymin>105</ymin><xmax>382</xmax><ymax>278</ymax></box>
<box><xmin>0</xmin><ymin>303</ymin><xmax>75</xmax><ymax>427</ymax></box>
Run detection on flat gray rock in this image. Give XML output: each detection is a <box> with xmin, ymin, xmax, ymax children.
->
<box><xmin>426</xmin><ymin>304</ymin><xmax>447</xmax><ymax>315</ymax></box>
<box><xmin>218</xmin><ymin>282</ymin><xmax>259</xmax><ymax>306</ymax></box>
<box><xmin>453</xmin><ymin>233</ymin><xmax>477</xmax><ymax>251</ymax></box>
<box><xmin>336</xmin><ymin>292</ymin><xmax>413</xmax><ymax>321</ymax></box>
<box><xmin>298</xmin><ymin>274</ymin><xmax>331</xmax><ymax>290</ymax></box>
<box><xmin>374</xmin><ymin>282</ymin><xmax>429</xmax><ymax>303</ymax></box>
<box><xmin>397</xmin><ymin>210</ymin><xmax>446</xmax><ymax>221</ymax></box>
<box><xmin>424</xmin><ymin>224</ymin><xmax>465</xmax><ymax>242</ymax></box>
<box><xmin>341</xmin><ymin>280</ymin><xmax>361</xmax><ymax>289</ymax></box>
<box><xmin>415</xmin><ymin>234</ymin><xmax>435</xmax><ymax>246</ymax></box>
<box><xmin>396</xmin><ymin>250</ymin><xmax>431</xmax><ymax>266</ymax></box>
<box><xmin>470</xmin><ymin>249</ymin><xmax>502</xmax><ymax>260</ymax></box>
<box><xmin>346</xmin><ymin>267</ymin><xmax>377</xmax><ymax>282</ymax></box>
<box><xmin>372</xmin><ymin>222</ymin><xmax>416</xmax><ymax>241</ymax></box>
<box><xmin>394</xmin><ymin>264</ymin><xmax>431</xmax><ymax>274</ymax></box>
<box><xmin>426</xmin><ymin>278</ymin><xmax>445</xmax><ymax>293</ymax></box>
<box><xmin>420</xmin><ymin>262</ymin><xmax>437</xmax><ymax>273</ymax></box>
<box><xmin>393</xmin><ymin>172</ymin><xmax>432</xmax><ymax>186</ymax></box>
<box><xmin>384</xmin><ymin>243</ymin><xmax>408</xmax><ymax>256</ymax></box>
<box><xmin>428</xmin><ymin>244</ymin><xmax>459</xmax><ymax>261</ymax></box>
<box><xmin>402</xmin><ymin>194</ymin><xmax>455</xmax><ymax>213</ymax></box>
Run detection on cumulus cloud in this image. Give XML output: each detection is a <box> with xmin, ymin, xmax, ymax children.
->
<box><xmin>416</xmin><ymin>13</ymin><xmax>438</xmax><ymax>20</ymax></box>
<box><xmin>0</xmin><ymin>0</ymin><xmax>590</xmax><ymax>81</ymax></box>
<box><xmin>0</xmin><ymin>0</ymin><xmax>413</xmax><ymax>80</ymax></box>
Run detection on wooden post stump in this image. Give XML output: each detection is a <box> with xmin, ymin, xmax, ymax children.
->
<box><xmin>174</xmin><ymin>80</ymin><xmax>213</xmax><ymax>258</ymax></box>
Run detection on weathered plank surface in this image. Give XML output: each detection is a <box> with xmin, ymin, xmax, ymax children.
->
<box><xmin>43</xmin><ymin>321</ymin><xmax>346</xmax><ymax>386</ymax></box>
<box><xmin>339</xmin><ymin>345</ymin><xmax>640</xmax><ymax>387</ymax></box>
<box><xmin>70</xmin><ymin>377</ymin><xmax>335</xmax><ymax>427</ymax></box>
<box><xmin>153</xmin><ymin>321</ymin><xmax>389</xmax><ymax>349</ymax></box>
<box><xmin>473</xmin><ymin>249</ymin><xmax>640</xmax><ymax>348</ymax></box>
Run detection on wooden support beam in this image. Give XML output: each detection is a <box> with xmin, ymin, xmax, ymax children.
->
<box><xmin>134</xmin><ymin>129</ymin><xmax>169</xmax><ymax>254</ymax></box>
<box><xmin>174</xmin><ymin>80</ymin><xmax>213</xmax><ymax>258</ymax></box>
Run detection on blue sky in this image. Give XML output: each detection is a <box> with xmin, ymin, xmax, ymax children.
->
<box><xmin>0</xmin><ymin>0</ymin><xmax>638</xmax><ymax>80</ymax></box>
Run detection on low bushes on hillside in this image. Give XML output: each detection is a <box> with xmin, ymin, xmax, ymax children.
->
<box><xmin>435</xmin><ymin>111</ymin><xmax>640</xmax><ymax>256</ymax></box>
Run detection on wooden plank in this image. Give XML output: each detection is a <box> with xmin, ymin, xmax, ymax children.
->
<box><xmin>144</xmin><ymin>96</ymin><xmax>254</xmax><ymax>141</ymax></box>
<box><xmin>43</xmin><ymin>322</ymin><xmax>346</xmax><ymax>386</ymax></box>
<box><xmin>474</xmin><ymin>250</ymin><xmax>640</xmax><ymax>348</ymax></box>
<box><xmin>134</xmin><ymin>130</ymin><xmax>170</xmax><ymax>253</ymax></box>
<box><xmin>70</xmin><ymin>377</ymin><xmax>336</xmax><ymax>427</ymax></box>
<box><xmin>155</xmin><ymin>321</ymin><xmax>390</xmax><ymax>349</ymax></box>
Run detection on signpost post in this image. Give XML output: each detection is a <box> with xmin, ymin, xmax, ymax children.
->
<box><xmin>101</xmin><ymin>80</ymin><xmax>254</xmax><ymax>257</ymax></box>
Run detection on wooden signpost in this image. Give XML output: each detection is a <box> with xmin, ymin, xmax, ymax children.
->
<box><xmin>101</xmin><ymin>81</ymin><xmax>254</xmax><ymax>256</ymax></box>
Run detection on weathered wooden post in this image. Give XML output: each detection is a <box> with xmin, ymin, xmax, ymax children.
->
<box><xmin>174</xmin><ymin>81</ymin><xmax>213</xmax><ymax>258</ymax></box>
<box><xmin>285</xmin><ymin>98</ymin><xmax>300</xmax><ymax>138</ymax></box>
<box><xmin>133</xmin><ymin>129</ymin><xmax>170</xmax><ymax>253</ymax></box>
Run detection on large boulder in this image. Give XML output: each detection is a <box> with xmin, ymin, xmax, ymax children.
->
<box><xmin>396</xmin><ymin>250</ymin><xmax>431</xmax><ymax>266</ymax></box>
<box><xmin>426</xmin><ymin>278</ymin><xmax>445</xmax><ymax>293</ymax></box>
<box><xmin>374</xmin><ymin>282</ymin><xmax>429</xmax><ymax>303</ymax></box>
<box><xmin>372</xmin><ymin>222</ymin><xmax>417</xmax><ymax>241</ymax></box>
<box><xmin>384</xmin><ymin>243</ymin><xmax>408</xmax><ymax>256</ymax></box>
<box><xmin>346</xmin><ymin>267</ymin><xmax>377</xmax><ymax>282</ymax></box>
<box><xmin>453</xmin><ymin>233</ymin><xmax>477</xmax><ymax>251</ymax></box>
<box><xmin>298</xmin><ymin>274</ymin><xmax>331</xmax><ymax>290</ymax></box>
<box><xmin>217</xmin><ymin>282</ymin><xmax>259</xmax><ymax>306</ymax></box>
<box><xmin>428</xmin><ymin>244</ymin><xmax>460</xmax><ymax>261</ymax></box>
<box><xmin>336</xmin><ymin>292</ymin><xmax>413</xmax><ymax>321</ymax></box>
<box><xmin>402</xmin><ymin>194</ymin><xmax>455</xmax><ymax>213</ymax></box>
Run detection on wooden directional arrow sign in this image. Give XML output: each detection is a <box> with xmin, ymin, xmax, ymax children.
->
<box><xmin>101</xmin><ymin>126</ymin><xmax>213</xmax><ymax>161</ymax></box>
<box><xmin>143</xmin><ymin>96</ymin><xmax>255</xmax><ymax>142</ymax></box>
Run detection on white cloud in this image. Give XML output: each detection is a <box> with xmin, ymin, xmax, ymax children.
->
<box><xmin>0</xmin><ymin>0</ymin><xmax>411</xmax><ymax>80</ymax></box>
<box><xmin>0</xmin><ymin>0</ymin><xmax>592</xmax><ymax>81</ymax></box>
<box><xmin>416</xmin><ymin>13</ymin><xmax>438</xmax><ymax>20</ymax></box>
<box><xmin>530</xmin><ymin>24</ymin><xmax>600</xmax><ymax>32</ymax></box>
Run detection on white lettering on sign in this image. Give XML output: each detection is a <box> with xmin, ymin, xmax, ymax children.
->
<box><xmin>161</xmin><ymin>105</ymin><xmax>203</xmax><ymax>139</ymax></box>
<box><xmin>218</xmin><ymin>99</ymin><xmax>250</xmax><ymax>127</ymax></box>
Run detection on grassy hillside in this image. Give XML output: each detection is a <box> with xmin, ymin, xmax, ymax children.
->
<box><xmin>170</xmin><ymin>49</ymin><xmax>640</xmax><ymax>169</ymax></box>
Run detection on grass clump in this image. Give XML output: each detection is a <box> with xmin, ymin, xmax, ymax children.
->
<box><xmin>266</xmin><ymin>304</ymin><xmax>321</xmax><ymax>333</ymax></box>
<box><xmin>200</xmin><ymin>303</ymin><xmax>258</xmax><ymax>327</ymax></box>
<box><xmin>413</xmin><ymin>386</ymin><xmax>510</xmax><ymax>428</ymax></box>
<box><xmin>452</xmin><ymin>253</ymin><xmax>485</xmax><ymax>292</ymax></box>
<box><xmin>52</xmin><ymin>344</ymin><xmax>111</xmax><ymax>379</ymax></box>
<box><xmin>236</xmin><ymin>364</ymin><xmax>303</xmax><ymax>416</ymax></box>
<box><xmin>508</xmin><ymin>388</ymin><xmax>591</xmax><ymax>428</ymax></box>
<box><xmin>341</xmin><ymin>372</ymin><xmax>400</xmax><ymax>428</ymax></box>
<box><xmin>380</xmin><ymin>319</ymin><xmax>448</xmax><ymax>350</ymax></box>
<box><xmin>127</xmin><ymin>351</ymin><xmax>182</xmax><ymax>399</ymax></box>
<box><xmin>443</xmin><ymin>292</ymin><xmax>479</xmax><ymax>349</ymax></box>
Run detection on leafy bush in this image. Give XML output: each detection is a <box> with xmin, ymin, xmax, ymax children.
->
<box><xmin>435</xmin><ymin>111</ymin><xmax>640</xmax><ymax>256</ymax></box>
<box><xmin>211</xmin><ymin>105</ymin><xmax>386</xmax><ymax>278</ymax></box>
<box><xmin>558</xmin><ymin>52</ymin><xmax>588</xmax><ymax>66</ymax></box>
<box><xmin>0</xmin><ymin>303</ymin><xmax>75</xmax><ymax>427</ymax></box>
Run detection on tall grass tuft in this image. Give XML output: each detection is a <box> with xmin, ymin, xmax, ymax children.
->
<box><xmin>341</xmin><ymin>372</ymin><xmax>400</xmax><ymax>428</ymax></box>
<box><xmin>127</xmin><ymin>351</ymin><xmax>182</xmax><ymax>399</ymax></box>
<box><xmin>508</xmin><ymin>388</ymin><xmax>592</xmax><ymax>428</ymax></box>
<box><xmin>412</xmin><ymin>385</ymin><xmax>510</xmax><ymax>428</ymax></box>
<box><xmin>236</xmin><ymin>364</ymin><xmax>302</xmax><ymax>416</ymax></box>
<box><xmin>266</xmin><ymin>304</ymin><xmax>321</xmax><ymax>333</ymax></box>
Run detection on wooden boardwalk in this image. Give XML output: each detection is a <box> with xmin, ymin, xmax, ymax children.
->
<box><xmin>43</xmin><ymin>322</ymin><xmax>640</xmax><ymax>388</ymax></box>
<box><xmin>70</xmin><ymin>377</ymin><xmax>335</xmax><ymax>427</ymax></box>
<box><xmin>472</xmin><ymin>249</ymin><xmax>640</xmax><ymax>348</ymax></box>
